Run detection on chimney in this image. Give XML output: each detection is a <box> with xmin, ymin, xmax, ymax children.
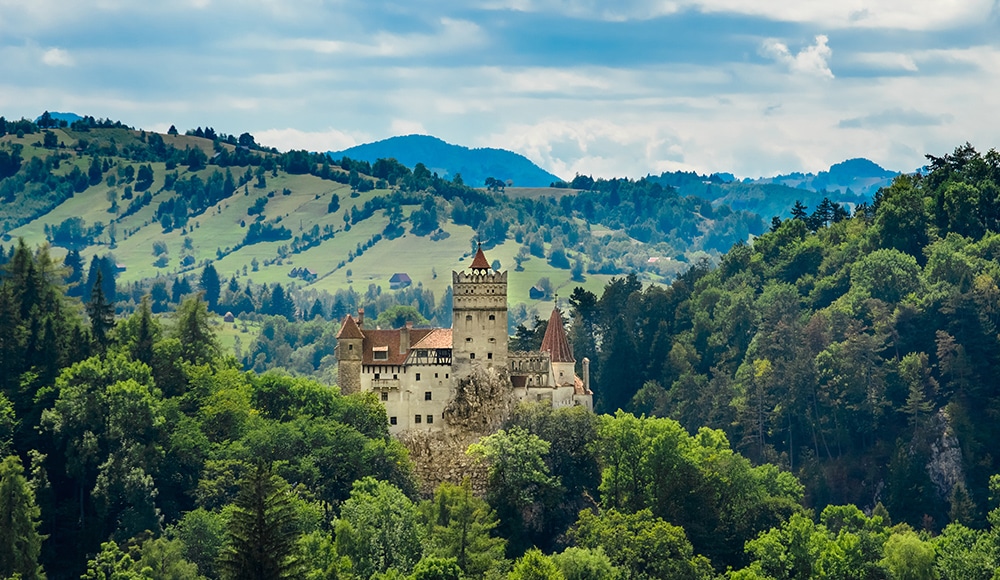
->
<box><xmin>401</xmin><ymin>321</ymin><xmax>412</xmax><ymax>354</ymax></box>
<box><xmin>582</xmin><ymin>357</ymin><xmax>590</xmax><ymax>393</ymax></box>
<box><xmin>357</xmin><ymin>307</ymin><xmax>364</xmax><ymax>327</ymax></box>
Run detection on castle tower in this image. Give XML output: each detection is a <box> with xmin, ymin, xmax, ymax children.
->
<box><xmin>540</xmin><ymin>305</ymin><xmax>575</xmax><ymax>387</ymax></box>
<box><xmin>452</xmin><ymin>244</ymin><xmax>508</xmax><ymax>380</ymax></box>
<box><xmin>335</xmin><ymin>313</ymin><xmax>364</xmax><ymax>394</ymax></box>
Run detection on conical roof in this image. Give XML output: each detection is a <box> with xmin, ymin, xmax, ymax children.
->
<box><xmin>470</xmin><ymin>244</ymin><xmax>491</xmax><ymax>271</ymax></box>
<box><xmin>336</xmin><ymin>314</ymin><xmax>364</xmax><ymax>339</ymax></box>
<box><xmin>540</xmin><ymin>306</ymin><xmax>575</xmax><ymax>363</ymax></box>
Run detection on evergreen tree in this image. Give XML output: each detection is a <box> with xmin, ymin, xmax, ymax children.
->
<box><xmin>200</xmin><ymin>263</ymin><xmax>221</xmax><ymax>313</ymax></box>
<box><xmin>86</xmin><ymin>269</ymin><xmax>115</xmax><ymax>350</ymax></box>
<box><xmin>0</xmin><ymin>456</ymin><xmax>45</xmax><ymax>580</ymax></box>
<box><xmin>790</xmin><ymin>200</ymin><xmax>808</xmax><ymax>220</ymax></box>
<box><xmin>174</xmin><ymin>295</ymin><xmax>221</xmax><ymax>366</ymax></box>
<box><xmin>219</xmin><ymin>463</ymin><xmax>302</xmax><ymax>580</ymax></box>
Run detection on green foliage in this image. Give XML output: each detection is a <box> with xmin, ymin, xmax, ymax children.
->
<box><xmin>468</xmin><ymin>426</ymin><xmax>561</xmax><ymax>554</ymax></box>
<box><xmin>335</xmin><ymin>477</ymin><xmax>422</xmax><ymax>578</ymax></box>
<box><xmin>570</xmin><ymin>509</ymin><xmax>713</xmax><ymax>580</ymax></box>
<box><xmin>550</xmin><ymin>546</ymin><xmax>620</xmax><ymax>580</ymax></box>
<box><xmin>410</xmin><ymin>556</ymin><xmax>462</xmax><ymax>580</ymax></box>
<box><xmin>508</xmin><ymin>549</ymin><xmax>564</xmax><ymax>580</ymax></box>
<box><xmin>0</xmin><ymin>455</ymin><xmax>45</xmax><ymax>580</ymax></box>
<box><xmin>880</xmin><ymin>531</ymin><xmax>937</xmax><ymax>580</ymax></box>
<box><xmin>419</xmin><ymin>479</ymin><xmax>507</xmax><ymax>578</ymax></box>
<box><xmin>219</xmin><ymin>464</ymin><xmax>303</xmax><ymax>580</ymax></box>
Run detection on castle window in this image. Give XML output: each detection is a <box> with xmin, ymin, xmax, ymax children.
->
<box><xmin>466</xmin><ymin>315</ymin><xmax>472</xmax><ymax>322</ymax></box>
<box><xmin>425</xmin><ymin>391</ymin><xmax>432</xmax><ymax>401</ymax></box>
<box><xmin>390</xmin><ymin>416</ymin><xmax>397</xmax><ymax>425</ymax></box>
<box><xmin>445</xmin><ymin>374</ymin><xmax>449</xmax><ymax>379</ymax></box>
<box><xmin>374</xmin><ymin>373</ymin><xmax>380</xmax><ymax>379</ymax></box>
<box><xmin>434</xmin><ymin>373</ymin><xmax>439</xmax><ymax>378</ymax></box>
<box><xmin>393</xmin><ymin>374</ymin><xmax>398</xmax><ymax>379</ymax></box>
<box><xmin>470</xmin><ymin>353</ymin><xmax>476</xmax><ymax>360</ymax></box>
<box><xmin>415</xmin><ymin>415</ymin><xmax>422</xmax><ymax>424</ymax></box>
<box><xmin>348</xmin><ymin>344</ymin><xmax>353</xmax><ymax>350</ymax></box>
<box><xmin>487</xmin><ymin>352</ymin><xmax>493</xmax><ymax>360</ymax></box>
<box><xmin>426</xmin><ymin>415</ymin><xmax>434</xmax><ymax>424</ymax></box>
<box><xmin>466</xmin><ymin>337</ymin><xmax>472</xmax><ymax>342</ymax></box>
<box><xmin>416</xmin><ymin>373</ymin><xmax>421</xmax><ymax>381</ymax></box>
<box><xmin>489</xmin><ymin>338</ymin><xmax>496</xmax><ymax>343</ymax></box>
<box><xmin>489</xmin><ymin>314</ymin><xmax>495</xmax><ymax>321</ymax></box>
<box><xmin>381</xmin><ymin>392</ymin><xmax>388</xmax><ymax>401</ymax></box>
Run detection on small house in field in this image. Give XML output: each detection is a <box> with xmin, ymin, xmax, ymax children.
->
<box><xmin>115</xmin><ymin>263</ymin><xmax>127</xmax><ymax>273</ymax></box>
<box><xmin>302</xmin><ymin>268</ymin><xmax>318</xmax><ymax>282</ymax></box>
<box><xmin>389</xmin><ymin>273</ymin><xmax>412</xmax><ymax>290</ymax></box>
<box><xmin>223</xmin><ymin>312</ymin><xmax>235</xmax><ymax>323</ymax></box>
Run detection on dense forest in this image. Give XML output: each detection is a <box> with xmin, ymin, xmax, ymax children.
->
<box><xmin>6</xmin><ymin>121</ymin><xmax>1000</xmax><ymax>578</ymax></box>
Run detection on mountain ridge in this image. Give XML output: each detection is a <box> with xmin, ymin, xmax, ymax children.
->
<box><xmin>330</xmin><ymin>134</ymin><xmax>563</xmax><ymax>188</ymax></box>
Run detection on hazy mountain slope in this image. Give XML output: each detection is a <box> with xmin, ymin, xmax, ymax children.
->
<box><xmin>330</xmin><ymin>134</ymin><xmax>562</xmax><ymax>188</ymax></box>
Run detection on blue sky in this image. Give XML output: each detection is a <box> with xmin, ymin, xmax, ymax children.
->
<box><xmin>1</xmin><ymin>0</ymin><xmax>998</xmax><ymax>179</ymax></box>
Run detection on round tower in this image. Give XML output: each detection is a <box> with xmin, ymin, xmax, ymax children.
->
<box><xmin>452</xmin><ymin>244</ymin><xmax>508</xmax><ymax>380</ymax></box>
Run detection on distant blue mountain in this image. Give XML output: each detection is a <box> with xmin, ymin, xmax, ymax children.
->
<box><xmin>330</xmin><ymin>135</ymin><xmax>562</xmax><ymax>188</ymax></box>
<box><xmin>755</xmin><ymin>157</ymin><xmax>899</xmax><ymax>197</ymax></box>
<box><xmin>36</xmin><ymin>111</ymin><xmax>83</xmax><ymax>125</ymax></box>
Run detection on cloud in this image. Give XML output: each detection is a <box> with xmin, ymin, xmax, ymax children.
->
<box><xmin>760</xmin><ymin>35</ymin><xmax>833</xmax><ymax>79</ymax></box>
<box><xmin>254</xmin><ymin>127</ymin><xmax>365</xmax><ymax>152</ymax></box>
<box><xmin>41</xmin><ymin>47</ymin><xmax>73</xmax><ymax>67</ymax></box>
<box><xmin>390</xmin><ymin>119</ymin><xmax>429</xmax><ymax>136</ymax></box>
<box><xmin>266</xmin><ymin>17</ymin><xmax>485</xmax><ymax>58</ymax></box>
<box><xmin>850</xmin><ymin>52</ymin><xmax>919</xmax><ymax>72</ymax></box>
<box><xmin>838</xmin><ymin>108</ymin><xmax>953</xmax><ymax>129</ymax></box>
<box><xmin>476</xmin><ymin>0</ymin><xmax>995</xmax><ymax>31</ymax></box>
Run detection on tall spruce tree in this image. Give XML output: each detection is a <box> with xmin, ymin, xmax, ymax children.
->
<box><xmin>0</xmin><ymin>456</ymin><xmax>45</xmax><ymax>580</ymax></box>
<box><xmin>86</xmin><ymin>269</ymin><xmax>115</xmax><ymax>350</ymax></box>
<box><xmin>200</xmin><ymin>263</ymin><xmax>221</xmax><ymax>313</ymax></box>
<box><xmin>219</xmin><ymin>463</ymin><xmax>302</xmax><ymax>580</ymax></box>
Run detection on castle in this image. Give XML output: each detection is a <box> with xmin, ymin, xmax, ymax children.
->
<box><xmin>335</xmin><ymin>245</ymin><xmax>593</xmax><ymax>432</ymax></box>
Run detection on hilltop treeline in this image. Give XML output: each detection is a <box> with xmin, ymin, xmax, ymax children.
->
<box><xmin>545</xmin><ymin>144</ymin><xmax>1000</xmax><ymax>530</ymax></box>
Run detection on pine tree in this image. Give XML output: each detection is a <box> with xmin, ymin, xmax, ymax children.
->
<box><xmin>86</xmin><ymin>269</ymin><xmax>115</xmax><ymax>350</ymax></box>
<box><xmin>791</xmin><ymin>200</ymin><xmax>808</xmax><ymax>221</ymax></box>
<box><xmin>175</xmin><ymin>295</ymin><xmax>220</xmax><ymax>366</ymax></box>
<box><xmin>200</xmin><ymin>263</ymin><xmax>221</xmax><ymax>313</ymax></box>
<box><xmin>219</xmin><ymin>464</ymin><xmax>302</xmax><ymax>580</ymax></box>
<box><xmin>0</xmin><ymin>456</ymin><xmax>45</xmax><ymax>580</ymax></box>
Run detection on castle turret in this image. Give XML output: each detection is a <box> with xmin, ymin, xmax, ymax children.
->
<box><xmin>452</xmin><ymin>244</ymin><xmax>508</xmax><ymax>380</ymax></box>
<box><xmin>335</xmin><ymin>313</ymin><xmax>364</xmax><ymax>394</ymax></box>
<box><xmin>540</xmin><ymin>305</ymin><xmax>575</xmax><ymax>387</ymax></box>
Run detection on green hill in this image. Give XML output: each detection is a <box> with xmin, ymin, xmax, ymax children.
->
<box><xmin>330</xmin><ymin>134</ymin><xmax>563</xmax><ymax>188</ymax></box>
<box><xmin>0</xmin><ymin>118</ymin><xmax>763</xmax><ymax>339</ymax></box>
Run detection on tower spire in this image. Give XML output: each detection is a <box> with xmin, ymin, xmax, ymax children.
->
<box><xmin>470</xmin><ymin>242</ymin><xmax>491</xmax><ymax>273</ymax></box>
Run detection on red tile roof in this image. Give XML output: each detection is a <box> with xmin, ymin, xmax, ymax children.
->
<box><xmin>336</xmin><ymin>314</ymin><xmax>364</xmax><ymax>340</ymax></box>
<box><xmin>540</xmin><ymin>306</ymin><xmax>575</xmax><ymax>363</ymax></box>
<box><xmin>362</xmin><ymin>328</ymin><xmax>437</xmax><ymax>365</ymax></box>
<box><xmin>470</xmin><ymin>245</ymin><xmax>491</xmax><ymax>271</ymax></box>
<box><xmin>411</xmin><ymin>328</ymin><xmax>452</xmax><ymax>349</ymax></box>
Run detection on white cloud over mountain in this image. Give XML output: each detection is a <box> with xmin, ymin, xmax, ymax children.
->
<box><xmin>0</xmin><ymin>0</ymin><xmax>996</xmax><ymax>177</ymax></box>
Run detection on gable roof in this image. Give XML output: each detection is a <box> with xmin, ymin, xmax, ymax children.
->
<box><xmin>389</xmin><ymin>273</ymin><xmax>411</xmax><ymax>283</ymax></box>
<box><xmin>362</xmin><ymin>327</ymin><xmax>438</xmax><ymax>365</ymax></box>
<box><xmin>411</xmin><ymin>328</ymin><xmax>452</xmax><ymax>349</ymax></box>
<box><xmin>470</xmin><ymin>245</ymin><xmax>491</xmax><ymax>271</ymax></box>
<box><xmin>336</xmin><ymin>314</ymin><xmax>364</xmax><ymax>340</ymax></box>
<box><xmin>540</xmin><ymin>306</ymin><xmax>575</xmax><ymax>363</ymax></box>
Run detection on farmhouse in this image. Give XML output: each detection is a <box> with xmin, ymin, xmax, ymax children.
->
<box><xmin>336</xmin><ymin>245</ymin><xmax>592</xmax><ymax>433</ymax></box>
<box><xmin>389</xmin><ymin>272</ymin><xmax>412</xmax><ymax>290</ymax></box>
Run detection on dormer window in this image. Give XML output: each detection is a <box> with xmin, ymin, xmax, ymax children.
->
<box><xmin>373</xmin><ymin>346</ymin><xmax>389</xmax><ymax>361</ymax></box>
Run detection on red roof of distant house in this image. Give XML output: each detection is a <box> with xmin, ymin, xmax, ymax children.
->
<box><xmin>336</xmin><ymin>314</ymin><xmax>365</xmax><ymax>340</ymax></box>
<box><xmin>470</xmin><ymin>245</ymin><xmax>491</xmax><ymax>271</ymax></box>
<box><xmin>540</xmin><ymin>306</ymin><xmax>575</xmax><ymax>363</ymax></box>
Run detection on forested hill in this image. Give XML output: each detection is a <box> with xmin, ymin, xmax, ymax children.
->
<box><xmin>330</xmin><ymin>134</ymin><xmax>563</xmax><ymax>188</ymax></box>
<box><xmin>554</xmin><ymin>143</ymin><xmax>1000</xmax><ymax>532</ymax></box>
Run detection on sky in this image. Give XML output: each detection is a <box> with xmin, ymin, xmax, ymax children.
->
<box><xmin>1</xmin><ymin>0</ymin><xmax>998</xmax><ymax>180</ymax></box>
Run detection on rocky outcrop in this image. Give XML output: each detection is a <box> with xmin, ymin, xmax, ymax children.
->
<box><xmin>398</xmin><ymin>367</ymin><xmax>517</xmax><ymax>497</ymax></box>
<box><xmin>397</xmin><ymin>429</ymin><xmax>488</xmax><ymax>497</ymax></box>
<box><xmin>926</xmin><ymin>408</ymin><xmax>966</xmax><ymax>500</ymax></box>
<box><xmin>443</xmin><ymin>366</ymin><xmax>518</xmax><ymax>434</ymax></box>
